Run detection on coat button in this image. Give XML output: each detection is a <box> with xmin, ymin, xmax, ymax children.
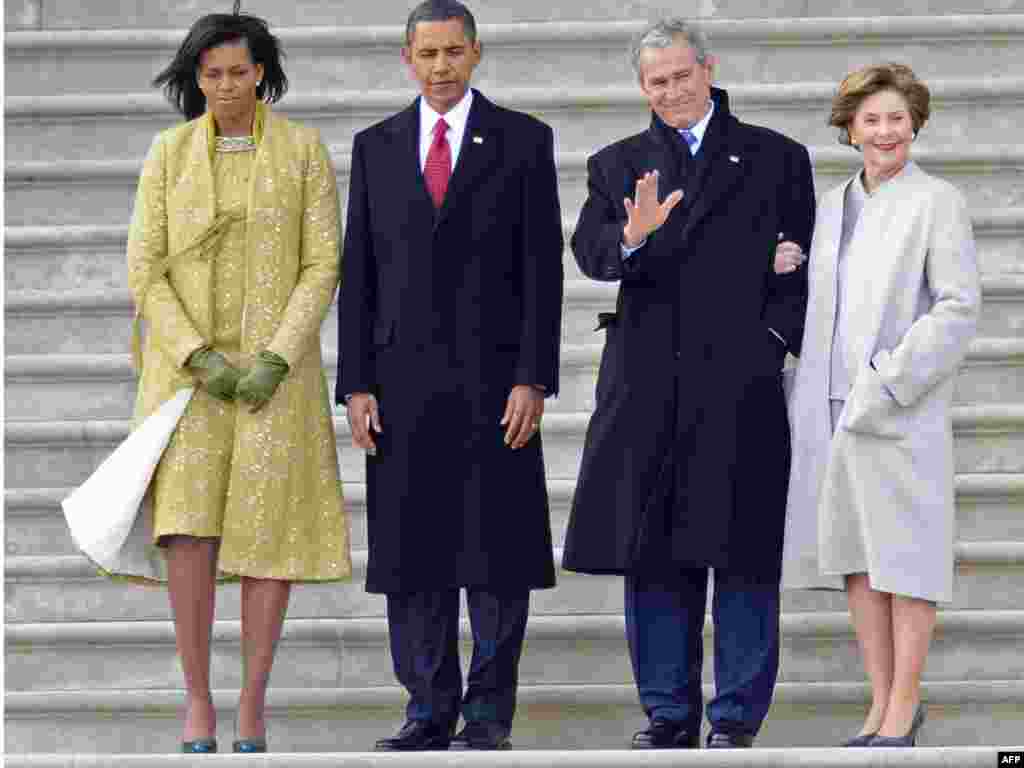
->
<box><xmin>674</xmin><ymin>350</ymin><xmax>681</xmax><ymax>360</ymax></box>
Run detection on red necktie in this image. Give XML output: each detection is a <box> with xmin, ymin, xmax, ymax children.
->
<box><xmin>425</xmin><ymin>118</ymin><xmax>451</xmax><ymax>209</ymax></box>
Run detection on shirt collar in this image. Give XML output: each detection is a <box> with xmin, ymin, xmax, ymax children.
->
<box><xmin>420</xmin><ymin>88</ymin><xmax>474</xmax><ymax>137</ymax></box>
<box><xmin>681</xmin><ymin>98</ymin><xmax>715</xmax><ymax>144</ymax></box>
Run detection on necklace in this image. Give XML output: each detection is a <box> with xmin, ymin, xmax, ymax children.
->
<box><xmin>215</xmin><ymin>135</ymin><xmax>257</xmax><ymax>153</ymax></box>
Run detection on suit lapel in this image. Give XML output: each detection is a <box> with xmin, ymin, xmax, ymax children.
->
<box><xmin>436</xmin><ymin>90</ymin><xmax>500</xmax><ymax>228</ymax></box>
<box><xmin>387</xmin><ymin>99</ymin><xmax>436</xmax><ymax>214</ymax></box>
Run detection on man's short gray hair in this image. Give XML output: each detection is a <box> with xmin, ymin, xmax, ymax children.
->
<box><xmin>405</xmin><ymin>0</ymin><xmax>477</xmax><ymax>46</ymax></box>
<box><xmin>630</xmin><ymin>18</ymin><xmax>711</xmax><ymax>81</ymax></box>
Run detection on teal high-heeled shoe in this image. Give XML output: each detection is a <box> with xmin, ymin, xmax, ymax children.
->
<box><xmin>181</xmin><ymin>739</ymin><xmax>217</xmax><ymax>753</ymax></box>
<box><xmin>232</xmin><ymin>737</ymin><xmax>267</xmax><ymax>753</ymax></box>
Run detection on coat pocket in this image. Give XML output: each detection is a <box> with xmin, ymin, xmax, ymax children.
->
<box><xmin>595</xmin><ymin>311</ymin><xmax>618</xmax><ymax>332</ymax></box>
<box><xmin>842</xmin><ymin>361</ymin><xmax>911</xmax><ymax>439</ymax></box>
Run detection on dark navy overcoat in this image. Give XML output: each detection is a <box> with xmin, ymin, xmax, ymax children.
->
<box><xmin>562</xmin><ymin>88</ymin><xmax>815</xmax><ymax>581</ymax></box>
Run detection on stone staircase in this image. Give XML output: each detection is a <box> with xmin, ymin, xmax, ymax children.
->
<box><xmin>5</xmin><ymin>1</ymin><xmax>1024</xmax><ymax>763</ymax></box>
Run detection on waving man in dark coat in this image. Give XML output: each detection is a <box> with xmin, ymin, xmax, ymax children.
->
<box><xmin>336</xmin><ymin>0</ymin><xmax>564</xmax><ymax>753</ymax></box>
<box><xmin>562</xmin><ymin>18</ymin><xmax>814</xmax><ymax>750</ymax></box>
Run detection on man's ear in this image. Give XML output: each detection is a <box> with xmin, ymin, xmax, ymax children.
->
<box><xmin>704</xmin><ymin>54</ymin><xmax>718</xmax><ymax>79</ymax></box>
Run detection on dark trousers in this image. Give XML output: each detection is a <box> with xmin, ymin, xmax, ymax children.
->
<box><xmin>386</xmin><ymin>588</ymin><xmax>530</xmax><ymax>731</ymax></box>
<box><xmin>624</xmin><ymin>567</ymin><xmax>781</xmax><ymax>736</ymax></box>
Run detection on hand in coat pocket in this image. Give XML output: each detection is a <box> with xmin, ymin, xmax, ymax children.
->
<box><xmin>842</xmin><ymin>357</ymin><xmax>911</xmax><ymax>439</ymax></box>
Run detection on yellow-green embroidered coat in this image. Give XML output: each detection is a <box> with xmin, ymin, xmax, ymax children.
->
<box><xmin>127</xmin><ymin>105</ymin><xmax>351</xmax><ymax>582</ymax></box>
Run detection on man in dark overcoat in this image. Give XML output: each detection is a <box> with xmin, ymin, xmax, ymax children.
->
<box><xmin>562</xmin><ymin>18</ymin><xmax>814</xmax><ymax>749</ymax></box>
<box><xmin>336</xmin><ymin>0</ymin><xmax>564</xmax><ymax>752</ymax></box>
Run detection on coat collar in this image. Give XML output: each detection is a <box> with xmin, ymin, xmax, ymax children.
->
<box><xmin>637</xmin><ymin>87</ymin><xmax>748</xmax><ymax>245</ymax></box>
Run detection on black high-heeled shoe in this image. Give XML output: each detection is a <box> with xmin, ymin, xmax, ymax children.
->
<box><xmin>181</xmin><ymin>739</ymin><xmax>217</xmax><ymax>753</ymax></box>
<box><xmin>869</xmin><ymin>703</ymin><xmax>927</xmax><ymax>747</ymax></box>
<box><xmin>839</xmin><ymin>732</ymin><xmax>877</xmax><ymax>747</ymax></box>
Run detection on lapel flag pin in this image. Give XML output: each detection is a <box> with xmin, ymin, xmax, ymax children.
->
<box><xmin>473</xmin><ymin>135</ymin><xmax>484</xmax><ymax>144</ymax></box>
<box><xmin>729</xmin><ymin>155</ymin><xmax>740</xmax><ymax>163</ymax></box>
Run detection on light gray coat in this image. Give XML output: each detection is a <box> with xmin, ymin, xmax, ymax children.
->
<box><xmin>781</xmin><ymin>162</ymin><xmax>980</xmax><ymax>603</ymax></box>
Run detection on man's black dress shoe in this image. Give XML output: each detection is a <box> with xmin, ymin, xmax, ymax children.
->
<box><xmin>631</xmin><ymin>718</ymin><xmax>699</xmax><ymax>749</ymax></box>
<box><xmin>449</xmin><ymin>721</ymin><xmax>511</xmax><ymax>750</ymax></box>
<box><xmin>374</xmin><ymin>720</ymin><xmax>453</xmax><ymax>751</ymax></box>
<box><xmin>707</xmin><ymin>731</ymin><xmax>755</xmax><ymax>748</ymax></box>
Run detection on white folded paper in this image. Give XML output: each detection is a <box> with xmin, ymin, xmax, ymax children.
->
<box><xmin>62</xmin><ymin>388</ymin><xmax>195</xmax><ymax>581</ymax></box>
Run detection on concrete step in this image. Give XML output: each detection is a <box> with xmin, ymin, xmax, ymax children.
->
<box><xmin>5</xmin><ymin>404</ymin><xmax>1024</xmax><ymax>494</ymax></box>
<box><xmin>4</xmin><ymin>681</ymin><xmax>1023</xmax><ymax>752</ymax></box>
<box><xmin>6</xmin><ymin>471</ymin><xmax>1022</xmax><ymax>560</ymax></box>
<box><xmin>7</xmin><ymin>16</ymin><xmax>1024</xmax><ymax>94</ymax></box>
<box><xmin>6</xmin><ymin>145</ymin><xmax>1023</xmax><ymax>227</ymax></box>
<box><xmin>5</xmin><ymin>337</ymin><xmax>1022</xmax><ymax>424</ymax></box>
<box><xmin>6</xmin><ymin>542</ymin><xmax>1024</xmax><ymax>623</ymax></box>
<box><xmin>10</xmin><ymin>79</ymin><xmax>1024</xmax><ymax>163</ymax></box>
<box><xmin>1</xmin><ymin>750</ymin><xmax>1018</xmax><ymax>768</ymax></box>
<box><xmin>7</xmin><ymin>610</ymin><xmax>1024</xmax><ymax>694</ymax></box>
<box><xmin>6</xmin><ymin>211</ymin><xmax>1023</xmax><ymax>297</ymax></box>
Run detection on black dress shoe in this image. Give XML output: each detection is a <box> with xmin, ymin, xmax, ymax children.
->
<box><xmin>374</xmin><ymin>720</ymin><xmax>453</xmax><ymax>751</ymax></box>
<box><xmin>631</xmin><ymin>718</ymin><xmax>699</xmax><ymax>749</ymax></box>
<box><xmin>449</xmin><ymin>721</ymin><xmax>511</xmax><ymax>750</ymax></box>
<box><xmin>869</xmin><ymin>703</ymin><xmax>926</xmax><ymax>747</ymax></box>
<box><xmin>707</xmin><ymin>731</ymin><xmax>755</xmax><ymax>748</ymax></box>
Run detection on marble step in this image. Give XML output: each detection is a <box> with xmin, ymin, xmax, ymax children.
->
<box><xmin>5</xmin><ymin>275</ymin><xmax>1024</xmax><ymax>360</ymax></box>
<box><xmin>7</xmin><ymin>15</ymin><xmax>1024</xmax><ymax>94</ymax></box>
<box><xmin>7</xmin><ymin>610</ymin><xmax>1024</xmax><ymax>694</ymax></box>
<box><xmin>6</xmin><ymin>472</ymin><xmax>1022</xmax><ymax>560</ymax></box>
<box><xmin>6</xmin><ymin>542</ymin><xmax>1024</xmax><ymax>623</ymax></box>
<box><xmin>6</xmin><ymin>213</ymin><xmax>1024</xmax><ymax>298</ymax></box>
<box><xmin>5</xmin><ymin>337</ymin><xmax>1022</xmax><ymax>425</ymax></box>
<box><xmin>4</xmin><ymin>681</ymin><xmax>1023</xmax><ymax>752</ymax></box>
<box><xmin>1</xmin><ymin>749</ymin><xmax>1017</xmax><ymax>768</ymax></box>
<box><xmin>7</xmin><ymin>146</ymin><xmax>1024</xmax><ymax>227</ymax></box>
<box><xmin>5</xmin><ymin>404</ymin><xmax>1024</xmax><ymax>495</ymax></box>
<box><xmin>10</xmin><ymin>79</ymin><xmax>1024</xmax><ymax>163</ymax></box>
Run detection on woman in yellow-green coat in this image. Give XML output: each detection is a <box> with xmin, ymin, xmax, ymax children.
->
<box><xmin>127</xmin><ymin>6</ymin><xmax>350</xmax><ymax>753</ymax></box>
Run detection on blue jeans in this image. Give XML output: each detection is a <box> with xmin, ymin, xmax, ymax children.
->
<box><xmin>624</xmin><ymin>567</ymin><xmax>781</xmax><ymax>736</ymax></box>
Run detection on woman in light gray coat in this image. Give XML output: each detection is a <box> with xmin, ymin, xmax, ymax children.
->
<box><xmin>779</xmin><ymin>64</ymin><xmax>980</xmax><ymax>748</ymax></box>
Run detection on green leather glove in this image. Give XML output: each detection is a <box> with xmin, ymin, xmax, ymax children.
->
<box><xmin>236</xmin><ymin>350</ymin><xmax>290</xmax><ymax>413</ymax></box>
<box><xmin>186</xmin><ymin>346</ymin><xmax>243</xmax><ymax>401</ymax></box>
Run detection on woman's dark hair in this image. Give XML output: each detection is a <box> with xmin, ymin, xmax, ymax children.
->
<box><xmin>153</xmin><ymin>3</ymin><xmax>287</xmax><ymax>120</ymax></box>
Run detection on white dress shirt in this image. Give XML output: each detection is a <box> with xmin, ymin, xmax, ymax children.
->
<box><xmin>419</xmin><ymin>89</ymin><xmax>474</xmax><ymax>173</ymax></box>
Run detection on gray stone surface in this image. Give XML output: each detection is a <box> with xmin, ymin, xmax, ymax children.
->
<box><xmin>4</xmin><ymin>0</ymin><xmax>41</xmax><ymax>30</ymax></box>
<box><xmin>11</xmin><ymin>80</ymin><xmax>1024</xmax><ymax>164</ymax></box>
<box><xmin>0</xmin><ymin>749</ymin><xmax>1014</xmax><ymax>768</ymax></box>
<box><xmin>5</xmin><ymin>407</ymin><xmax>1023</xmax><ymax>492</ymax></box>
<box><xmin>7</xmin><ymin>148</ymin><xmax>1024</xmax><ymax>226</ymax></box>
<box><xmin>7</xmin><ymin>18</ymin><xmax>1024</xmax><ymax>96</ymax></box>
<box><xmin>6</xmin><ymin>473</ymin><xmax>1020</xmax><ymax>561</ymax></box>
<box><xmin>31</xmin><ymin>1</ymin><xmax>1024</xmax><ymax>29</ymax></box>
<box><xmin>6</xmin><ymin>544</ymin><xmax>1024</xmax><ymax>623</ymax></box>
<box><xmin>2</xmin><ymin>749</ymin><xmax>1017</xmax><ymax>768</ymax></box>
<box><xmin>3</xmin><ymin>682</ymin><xmax>1023</xmax><ymax>752</ymax></box>
<box><xmin>7</xmin><ymin>611</ymin><xmax>1024</xmax><ymax>693</ymax></box>
<box><xmin>5</xmin><ymin>338</ymin><xmax>1021</xmax><ymax>422</ymax></box>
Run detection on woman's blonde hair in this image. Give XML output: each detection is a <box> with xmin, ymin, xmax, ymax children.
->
<box><xmin>829</xmin><ymin>63</ymin><xmax>931</xmax><ymax>147</ymax></box>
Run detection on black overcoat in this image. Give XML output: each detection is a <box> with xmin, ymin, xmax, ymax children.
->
<box><xmin>562</xmin><ymin>89</ymin><xmax>815</xmax><ymax>582</ymax></box>
<box><xmin>337</xmin><ymin>90</ymin><xmax>564</xmax><ymax>594</ymax></box>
